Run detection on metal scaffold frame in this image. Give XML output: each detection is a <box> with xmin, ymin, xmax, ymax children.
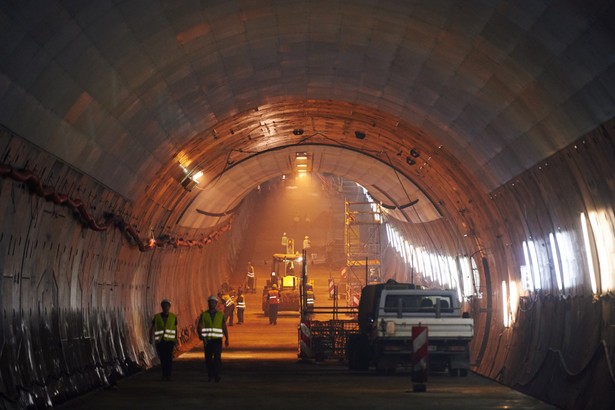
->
<box><xmin>344</xmin><ymin>200</ymin><xmax>382</xmax><ymax>308</ymax></box>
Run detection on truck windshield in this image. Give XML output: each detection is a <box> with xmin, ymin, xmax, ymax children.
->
<box><xmin>383</xmin><ymin>295</ymin><xmax>454</xmax><ymax>313</ymax></box>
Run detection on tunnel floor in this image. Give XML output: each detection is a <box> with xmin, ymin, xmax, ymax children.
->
<box><xmin>58</xmin><ymin>267</ymin><xmax>558</xmax><ymax>410</ymax></box>
<box><xmin>57</xmin><ymin>357</ymin><xmax>559</xmax><ymax>410</ymax></box>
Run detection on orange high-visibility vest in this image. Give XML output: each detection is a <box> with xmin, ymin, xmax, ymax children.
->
<box><xmin>268</xmin><ymin>289</ymin><xmax>280</xmax><ymax>305</ymax></box>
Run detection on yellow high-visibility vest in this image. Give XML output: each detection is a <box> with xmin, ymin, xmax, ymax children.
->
<box><xmin>307</xmin><ymin>291</ymin><xmax>315</xmax><ymax>305</ymax></box>
<box><xmin>153</xmin><ymin>313</ymin><xmax>177</xmax><ymax>342</ymax></box>
<box><xmin>200</xmin><ymin>311</ymin><xmax>224</xmax><ymax>339</ymax></box>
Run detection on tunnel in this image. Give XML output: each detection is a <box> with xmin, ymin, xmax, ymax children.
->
<box><xmin>0</xmin><ymin>1</ymin><xmax>614</xmax><ymax>409</ymax></box>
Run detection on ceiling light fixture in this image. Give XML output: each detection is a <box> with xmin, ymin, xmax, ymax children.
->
<box><xmin>293</xmin><ymin>129</ymin><xmax>304</xmax><ymax>135</ymax></box>
<box><xmin>355</xmin><ymin>131</ymin><xmax>366</xmax><ymax>140</ymax></box>
<box><xmin>180</xmin><ymin>164</ymin><xmax>204</xmax><ymax>192</ymax></box>
<box><xmin>406</xmin><ymin>156</ymin><xmax>416</xmax><ymax>166</ymax></box>
<box><xmin>294</xmin><ymin>152</ymin><xmax>312</xmax><ymax>175</ymax></box>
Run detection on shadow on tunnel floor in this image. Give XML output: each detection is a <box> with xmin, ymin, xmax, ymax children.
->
<box><xmin>57</xmin><ymin>345</ymin><xmax>559</xmax><ymax>410</ymax></box>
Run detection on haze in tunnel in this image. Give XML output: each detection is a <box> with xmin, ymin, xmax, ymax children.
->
<box><xmin>234</xmin><ymin>173</ymin><xmax>346</xmax><ymax>262</ymax></box>
<box><xmin>1</xmin><ymin>1</ymin><xmax>615</xmax><ymax>409</ymax></box>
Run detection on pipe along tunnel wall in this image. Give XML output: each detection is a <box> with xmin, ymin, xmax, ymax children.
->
<box><xmin>1</xmin><ymin>120</ymin><xmax>615</xmax><ymax>409</ymax></box>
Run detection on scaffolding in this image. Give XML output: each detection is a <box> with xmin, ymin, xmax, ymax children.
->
<box><xmin>344</xmin><ymin>200</ymin><xmax>382</xmax><ymax>308</ymax></box>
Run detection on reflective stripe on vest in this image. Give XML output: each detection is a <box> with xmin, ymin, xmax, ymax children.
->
<box><xmin>237</xmin><ymin>296</ymin><xmax>246</xmax><ymax>309</ymax></box>
<box><xmin>225</xmin><ymin>297</ymin><xmax>234</xmax><ymax>307</ymax></box>
<box><xmin>247</xmin><ymin>271</ymin><xmax>255</xmax><ymax>278</ymax></box>
<box><xmin>154</xmin><ymin>313</ymin><xmax>177</xmax><ymax>342</ymax></box>
<box><xmin>268</xmin><ymin>290</ymin><xmax>280</xmax><ymax>304</ymax></box>
<box><xmin>201</xmin><ymin>311</ymin><xmax>224</xmax><ymax>339</ymax></box>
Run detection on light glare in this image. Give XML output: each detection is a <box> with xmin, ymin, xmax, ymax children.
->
<box><xmin>581</xmin><ymin>212</ymin><xmax>598</xmax><ymax>294</ymax></box>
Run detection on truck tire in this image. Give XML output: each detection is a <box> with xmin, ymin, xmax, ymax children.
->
<box><xmin>347</xmin><ymin>335</ymin><xmax>358</xmax><ymax>370</ymax></box>
<box><xmin>348</xmin><ymin>334</ymin><xmax>369</xmax><ymax>371</ymax></box>
<box><xmin>412</xmin><ymin>383</ymin><xmax>427</xmax><ymax>392</ymax></box>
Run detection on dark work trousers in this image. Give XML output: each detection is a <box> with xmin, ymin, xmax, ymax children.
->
<box><xmin>237</xmin><ymin>308</ymin><xmax>245</xmax><ymax>324</ymax></box>
<box><xmin>225</xmin><ymin>307</ymin><xmax>235</xmax><ymax>326</ymax></box>
<box><xmin>156</xmin><ymin>340</ymin><xmax>175</xmax><ymax>380</ymax></box>
<box><xmin>204</xmin><ymin>338</ymin><xmax>223</xmax><ymax>381</ymax></box>
<box><xmin>268</xmin><ymin>303</ymin><xmax>279</xmax><ymax>325</ymax></box>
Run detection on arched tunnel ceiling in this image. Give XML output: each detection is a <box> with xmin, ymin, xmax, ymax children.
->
<box><xmin>0</xmin><ymin>0</ymin><xmax>614</xmax><ymax>204</ymax></box>
<box><xmin>179</xmin><ymin>144</ymin><xmax>441</xmax><ymax>229</ymax></box>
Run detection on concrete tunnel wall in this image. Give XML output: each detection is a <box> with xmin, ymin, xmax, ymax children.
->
<box><xmin>0</xmin><ymin>2</ymin><xmax>614</xmax><ymax>406</ymax></box>
<box><xmin>382</xmin><ymin>121</ymin><xmax>615</xmax><ymax>409</ymax></box>
<box><xmin>1</xmin><ymin>119</ymin><xmax>615</xmax><ymax>409</ymax></box>
<box><xmin>0</xmin><ymin>128</ymin><xmax>254</xmax><ymax>407</ymax></box>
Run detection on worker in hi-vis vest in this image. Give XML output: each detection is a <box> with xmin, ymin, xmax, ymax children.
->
<box><xmin>198</xmin><ymin>295</ymin><xmax>229</xmax><ymax>382</ymax></box>
<box><xmin>246</xmin><ymin>261</ymin><xmax>256</xmax><ymax>293</ymax></box>
<box><xmin>267</xmin><ymin>284</ymin><xmax>281</xmax><ymax>325</ymax></box>
<box><xmin>236</xmin><ymin>289</ymin><xmax>246</xmax><ymax>324</ymax></box>
<box><xmin>149</xmin><ymin>298</ymin><xmax>177</xmax><ymax>381</ymax></box>
<box><xmin>306</xmin><ymin>283</ymin><xmax>315</xmax><ymax>316</ymax></box>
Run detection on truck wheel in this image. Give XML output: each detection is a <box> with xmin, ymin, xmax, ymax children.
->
<box><xmin>347</xmin><ymin>335</ymin><xmax>359</xmax><ymax>370</ymax></box>
<box><xmin>449</xmin><ymin>368</ymin><xmax>459</xmax><ymax>377</ymax></box>
<box><xmin>347</xmin><ymin>336</ymin><xmax>354</xmax><ymax>368</ymax></box>
<box><xmin>355</xmin><ymin>335</ymin><xmax>370</xmax><ymax>370</ymax></box>
<box><xmin>348</xmin><ymin>334</ymin><xmax>369</xmax><ymax>371</ymax></box>
<box><xmin>412</xmin><ymin>383</ymin><xmax>427</xmax><ymax>392</ymax></box>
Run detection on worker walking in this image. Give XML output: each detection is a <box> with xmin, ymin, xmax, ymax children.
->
<box><xmin>236</xmin><ymin>289</ymin><xmax>246</xmax><ymax>324</ymax></box>
<box><xmin>222</xmin><ymin>291</ymin><xmax>236</xmax><ymax>326</ymax></box>
<box><xmin>246</xmin><ymin>262</ymin><xmax>256</xmax><ymax>293</ymax></box>
<box><xmin>267</xmin><ymin>284</ymin><xmax>280</xmax><ymax>325</ymax></box>
<box><xmin>149</xmin><ymin>299</ymin><xmax>177</xmax><ymax>381</ymax></box>
<box><xmin>198</xmin><ymin>295</ymin><xmax>229</xmax><ymax>382</ymax></box>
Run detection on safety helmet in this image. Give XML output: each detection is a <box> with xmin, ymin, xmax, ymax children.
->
<box><xmin>208</xmin><ymin>295</ymin><xmax>219</xmax><ymax>303</ymax></box>
<box><xmin>305</xmin><ymin>235</ymin><xmax>309</xmax><ymax>239</ymax></box>
<box><xmin>161</xmin><ymin>299</ymin><xmax>171</xmax><ymax>307</ymax></box>
<box><xmin>272</xmin><ymin>284</ymin><xmax>278</xmax><ymax>289</ymax></box>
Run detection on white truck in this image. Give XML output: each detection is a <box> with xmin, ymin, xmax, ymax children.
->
<box><xmin>347</xmin><ymin>280</ymin><xmax>474</xmax><ymax>375</ymax></box>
